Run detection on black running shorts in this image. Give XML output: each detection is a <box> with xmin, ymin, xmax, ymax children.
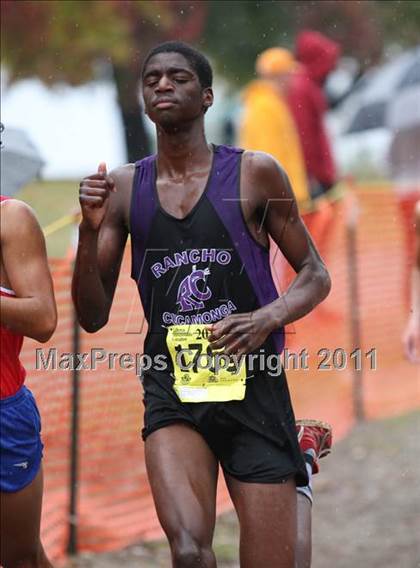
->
<box><xmin>141</xmin><ymin>369</ymin><xmax>308</xmax><ymax>486</ymax></box>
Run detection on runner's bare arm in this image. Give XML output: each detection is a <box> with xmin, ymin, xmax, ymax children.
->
<box><xmin>72</xmin><ymin>164</ymin><xmax>132</xmax><ymax>332</ymax></box>
<box><xmin>255</xmin><ymin>152</ymin><xmax>331</xmax><ymax>324</ymax></box>
<box><xmin>402</xmin><ymin>201</ymin><xmax>420</xmax><ymax>362</ymax></box>
<box><xmin>209</xmin><ymin>152</ymin><xmax>330</xmax><ymax>355</ymax></box>
<box><xmin>415</xmin><ymin>201</ymin><xmax>420</xmax><ymax>270</ymax></box>
<box><xmin>0</xmin><ymin>200</ymin><xmax>57</xmax><ymax>342</ymax></box>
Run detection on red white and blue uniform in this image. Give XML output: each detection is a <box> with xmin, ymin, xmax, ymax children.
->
<box><xmin>0</xmin><ymin>195</ymin><xmax>43</xmax><ymax>492</ymax></box>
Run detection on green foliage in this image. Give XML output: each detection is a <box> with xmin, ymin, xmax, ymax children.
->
<box><xmin>375</xmin><ymin>0</ymin><xmax>420</xmax><ymax>46</ymax></box>
<box><xmin>1</xmin><ymin>0</ymin><xmax>197</xmax><ymax>85</ymax></box>
<box><xmin>2</xmin><ymin>1</ymin><xmax>419</xmax><ymax>90</ymax></box>
<box><xmin>201</xmin><ymin>1</ymin><xmax>295</xmax><ymax>87</ymax></box>
<box><xmin>2</xmin><ymin>1</ymin><xmax>127</xmax><ymax>84</ymax></box>
<box><xmin>202</xmin><ymin>0</ymin><xmax>420</xmax><ymax>86</ymax></box>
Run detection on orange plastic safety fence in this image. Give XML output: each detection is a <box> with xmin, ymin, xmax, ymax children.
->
<box><xmin>19</xmin><ymin>186</ymin><xmax>419</xmax><ymax>562</ymax></box>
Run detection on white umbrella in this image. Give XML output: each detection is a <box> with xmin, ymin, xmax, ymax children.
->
<box><xmin>0</xmin><ymin>125</ymin><xmax>45</xmax><ymax>196</ymax></box>
<box><xmin>344</xmin><ymin>47</ymin><xmax>420</xmax><ymax>134</ymax></box>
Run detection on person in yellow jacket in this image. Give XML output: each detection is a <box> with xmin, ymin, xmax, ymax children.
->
<box><xmin>239</xmin><ymin>48</ymin><xmax>310</xmax><ymax>209</ymax></box>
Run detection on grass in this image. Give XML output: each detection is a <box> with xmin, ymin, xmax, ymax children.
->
<box><xmin>17</xmin><ymin>179</ymin><xmax>78</xmax><ymax>257</ymax></box>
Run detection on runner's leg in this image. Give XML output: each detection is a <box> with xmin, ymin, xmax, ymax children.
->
<box><xmin>145</xmin><ymin>423</ymin><xmax>219</xmax><ymax>568</ymax></box>
<box><xmin>294</xmin><ymin>419</ymin><xmax>333</xmax><ymax>568</ymax></box>
<box><xmin>296</xmin><ymin>493</ymin><xmax>312</xmax><ymax>568</ymax></box>
<box><xmin>225</xmin><ymin>473</ymin><xmax>297</xmax><ymax>568</ymax></box>
<box><xmin>0</xmin><ymin>465</ymin><xmax>53</xmax><ymax>568</ymax></box>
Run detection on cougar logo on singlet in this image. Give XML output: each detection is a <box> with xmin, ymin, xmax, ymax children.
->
<box><xmin>177</xmin><ymin>265</ymin><xmax>212</xmax><ymax>312</ymax></box>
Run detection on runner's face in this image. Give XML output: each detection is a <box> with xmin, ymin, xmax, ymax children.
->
<box><xmin>142</xmin><ymin>52</ymin><xmax>213</xmax><ymax>127</ymax></box>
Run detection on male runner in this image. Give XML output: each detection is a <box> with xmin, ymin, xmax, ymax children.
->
<box><xmin>0</xmin><ymin>195</ymin><xmax>57</xmax><ymax>567</ymax></box>
<box><xmin>73</xmin><ymin>42</ymin><xmax>331</xmax><ymax>568</ymax></box>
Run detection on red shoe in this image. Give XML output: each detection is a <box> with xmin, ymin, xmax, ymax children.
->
<box><xmin>296</xmin><ymin>419</ymin><xmax>332</xmax><ymax>474</ymax></box>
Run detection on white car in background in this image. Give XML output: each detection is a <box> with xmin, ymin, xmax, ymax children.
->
<box><xmin>328</xmin><ymin>47</ymin><xmax>420</xmax><ymax>179</ymax></box>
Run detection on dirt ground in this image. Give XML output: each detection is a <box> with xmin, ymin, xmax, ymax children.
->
<box><xmin>67</xmin><ymin>410</ymin><xmax>420</xmax><ymax>568</ymax></box>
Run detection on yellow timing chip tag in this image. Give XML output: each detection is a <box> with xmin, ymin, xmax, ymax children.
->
<box><xmin>166</xmin><ymin>324</ymin><xmax>247</xmax><ymax>403</ymax></box>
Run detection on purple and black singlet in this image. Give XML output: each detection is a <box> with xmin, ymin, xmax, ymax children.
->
<box><xmin>130</xmin><ymin>144</ymin><xmax>307</xmax><ymax>485</ymax></box>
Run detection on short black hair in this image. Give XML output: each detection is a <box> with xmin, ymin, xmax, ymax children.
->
<box><xmin>142</xmin><ymin>41</ymin><xmax>213</xmax><ymax>89</ymax></box>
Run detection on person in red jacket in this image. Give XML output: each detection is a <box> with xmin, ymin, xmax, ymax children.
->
<box><xmin>287</xmin><ymin>30</ymin><xmax>340</xmax><ymax>197</ymax></box>
<box><xmin>287</xmin><ymin>30</ymin><xmax>342</xmax><ymax>287</ymax></box>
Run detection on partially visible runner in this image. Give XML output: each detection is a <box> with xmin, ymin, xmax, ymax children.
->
<box><xmin>73</xmin><ymin>42</ymin><xmax>332</xmax><ymax>568</ymax></box>
<box><xmin>388</xmin><ymin>79</ymin><xmax>420</xmax><ymax>305</ymax></box>
<box><xmin>0</xmin><ymin>195</ymin><xmax>57</xmax><ymax>567</ymax></box>
<box><xmin>239</xmin><ymin>47</ymin><xmax>332</xmax><ymax>568</ymax></box>
<box><xmin>402</xmin><ymin>200</ymin><xmax>420</xmax><ymax>363</ymax></box>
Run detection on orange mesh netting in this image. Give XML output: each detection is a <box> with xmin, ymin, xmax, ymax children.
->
<box><xmin>19</xmin><ymin>185</ymin><xmax>419</xmax><ymax>562</ymax></box>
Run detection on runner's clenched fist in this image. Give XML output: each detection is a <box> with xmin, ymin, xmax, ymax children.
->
<box><xmin>79</xmin><ymin>162</ymin><xmax>115</xmax><ymax>231</ymax></box>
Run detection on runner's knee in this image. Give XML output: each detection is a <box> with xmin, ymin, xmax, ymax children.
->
<box><xmin>170</xmin><ymin>530</ymin><xmax>214</xmax><ymax>567</ymax></box>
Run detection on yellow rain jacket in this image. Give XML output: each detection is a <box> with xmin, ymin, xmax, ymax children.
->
<box><xmin>239</xmin><ymin>80</ymin><xmax>310</xmax><ymax>207</ymax></box>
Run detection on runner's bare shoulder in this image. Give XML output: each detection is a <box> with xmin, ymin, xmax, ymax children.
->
<box><xmin>110</xmin><ymin>163</ymin><xmax>135</xmax><ymax>189</ymax></box>
<box><xmin>0</xmin><ymin>199</ymin><xmax>43</xmax><ymax>242</ymax></box>
<box><xmin>241</xmin><ymin>150</ymin><xmax>292</xmax><ymax>200</ymax></box>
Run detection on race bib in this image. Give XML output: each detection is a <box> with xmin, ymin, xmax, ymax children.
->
<box><xmin>166</xmin><ymin>324</ymin><xmax>247</xmax><ymax>403</ymax></box>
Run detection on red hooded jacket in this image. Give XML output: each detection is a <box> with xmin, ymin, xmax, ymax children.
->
<box><xmin>287</xmin><ymin>30</ymin><xmax>340</xmax><ymax>188</ymax></box>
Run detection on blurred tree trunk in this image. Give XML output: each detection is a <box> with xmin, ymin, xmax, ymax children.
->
<box><xmin>113</xmin><ymin>62</ymin><xmax>151</xmax><ymax>163</ymax></box>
